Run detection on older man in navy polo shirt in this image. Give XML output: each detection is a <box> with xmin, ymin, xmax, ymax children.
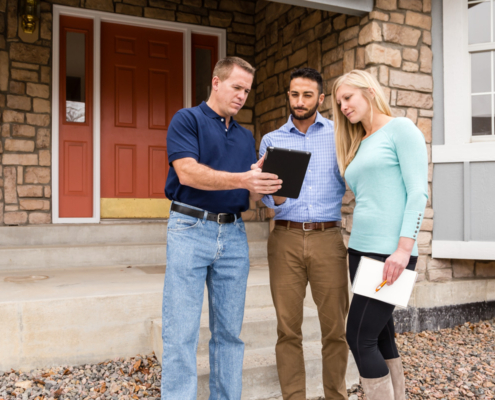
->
<box><xmin>162</xmin><ymin>57</ymin><xmax>282</xmax><ymax>400</ymax></box>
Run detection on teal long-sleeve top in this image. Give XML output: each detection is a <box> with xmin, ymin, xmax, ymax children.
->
<box><xmin>344</xmin><ymin>117</ymin><xmax>428</xmax><ymax>256</ymax></box>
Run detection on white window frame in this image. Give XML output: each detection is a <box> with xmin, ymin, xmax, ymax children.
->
<box><xmin>433</xmin><ymin>0</ymin><xmax>495</xmax><ymax>259</ymax></box>
<box><xmin>433</xmin><ymin>241</ymin><xmax>495</xmax><ymax>260</ymax></box>
<box><xmin>51</xmin><ymin>5</ymin><xmax>226</xmax><ymax>223</ymax></box>
<box><xmin>434</xmin><ymin>0</ymin><xmax>495</xmax><ymax>163</ymax></box>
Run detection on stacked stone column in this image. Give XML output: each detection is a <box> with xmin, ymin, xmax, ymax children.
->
<box><xmin>0</xmin><ymin>0</ymin><xmax>52</xmax><ymax>225</ymax></box>
<box><xmin>345</xmin><ymin>0</ymin><xmax>435</xmax><ymax>282</ymax></box>
<box><xmin>254</xmin><ymin>0</ymin><xmax>443</xmax><ymax>282</ymax></box>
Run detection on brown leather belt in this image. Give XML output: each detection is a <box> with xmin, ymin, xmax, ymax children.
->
<box><xmin>275</xmin><ymin>220</ymin><xmax>341</xmax><ymax>231</ymax></box>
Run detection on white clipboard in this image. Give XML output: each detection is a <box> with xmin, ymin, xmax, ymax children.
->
<box><xmin>351</xmin><ymin>256</ymin><xmax>418</xmax><ymax>309</ymax></box>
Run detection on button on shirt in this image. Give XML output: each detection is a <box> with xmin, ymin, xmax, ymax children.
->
<box><xmin>259</xmin><ymin>112</ymin><xmax>345</xmax><ymax>222</ymax></box>
<box><xmin>165</xmin><ymin>102</ymin><xmax>257</xmax><ymax>215</ymax></box>
<box><xmin>344</xmin><ymin>117</ymin><xmax>428</xmax><ymax>256</ymax></box>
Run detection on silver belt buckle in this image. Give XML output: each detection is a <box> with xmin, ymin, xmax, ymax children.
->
<box><xmin>302</xmin><ymin>221</ymin><xmax>312</xmax><ymax>231</ymax></box>
<box><xmin>217</xmin><ymin>213</ymin><xmax>229</xmax><ymax>224</ymax></box>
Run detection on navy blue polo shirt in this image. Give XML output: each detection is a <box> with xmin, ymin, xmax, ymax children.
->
<box><xmin>165</xmin><ymin>102</ymin><xmax>257</xmax><ymax>215</ymax></box>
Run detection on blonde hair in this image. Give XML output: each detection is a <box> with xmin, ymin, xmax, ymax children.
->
<box><xmin>212</xmin><ymin>57</ymin><xmax>256</xmax><ymax>81</ymax></box>
<box><xmin>331</xmin><ymin>70</ymin><xmax>392</xmax><ymax>175</ymax></box>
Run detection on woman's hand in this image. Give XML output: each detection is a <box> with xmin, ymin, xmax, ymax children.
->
<box><xmin>383</xmin><ymin>237</ymin><xmax>415</xmax><ymax>285</ymax></box>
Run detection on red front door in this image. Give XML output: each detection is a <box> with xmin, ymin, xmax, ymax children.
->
<box><xmin>100</xmin><ymin>22</ymin><xmax>183</xmax><ymax>210</ymax></box>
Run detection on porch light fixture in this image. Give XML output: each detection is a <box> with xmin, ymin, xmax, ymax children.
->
<box><xmin>20</xmin><ymin>0</ymin><xmax>40</xmax><ymax>34</ymax></box>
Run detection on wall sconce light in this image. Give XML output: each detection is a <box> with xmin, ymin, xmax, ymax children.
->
<box><xmin>20</xmin><ymin>0</ymin><xmax>40</xmax><ymax>34</ymax></box>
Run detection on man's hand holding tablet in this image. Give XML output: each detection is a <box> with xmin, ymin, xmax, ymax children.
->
<box><xmin>251</xmin><ymin>154</ymin><xmax>287</xmax><ymax>205</ymax></box>
<box><xmin>240</xmin><ymin>163</ymin><xmax>282</xmax><ymax>195</ymax></box>
<box><xmin>258</xmin><ymin>147</ymin><xmax>311</xmax><ymax>199</ymax></box>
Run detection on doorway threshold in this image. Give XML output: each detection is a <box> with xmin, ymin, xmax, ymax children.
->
<box><xmin>100</xmin><ymin>219</ymin><xmax>169</xmax><ymax>224</ymax></box>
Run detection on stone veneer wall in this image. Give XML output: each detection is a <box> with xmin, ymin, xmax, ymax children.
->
<box><xmin>0</xmin><ymin>0</ymin><xmax>493</xmax><ymax>282</ymax></box>
<box><xmin>0</xmin><ymin>0</ymin><xmax>259</xmax><ymax>226</ymax></box>
<box><xmin>0</xmin><ymin>0</ymin><xmax>53</xmax><ymax>225</ymax></box>
<box><xmin>252</xmin><ymin>0</ymin><xmax>482</xmax><ymax>284</ymax></box>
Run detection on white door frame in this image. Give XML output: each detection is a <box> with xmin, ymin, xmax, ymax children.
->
<box><xmin>52</xmin><ymin>5</ymin><xmax>227</xmax><ymax>223</ymax></box>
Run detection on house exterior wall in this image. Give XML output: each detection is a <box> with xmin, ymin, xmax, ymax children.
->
<box><xmin>0</xmin><ymin>0</ymin><xmax>436</xmax><ymax>229</ymax></box>
<box><xmin>0</xmin><ymin>0</ymin><xmax>493</xmax><ymax>289</ymax></box>
<box><xmin>430</xmin><ymin>0</ymin><xmax>495</xmax><ymax>279</ymax></box>
<box><xmin>0</xmin><ymin>0</ymin><xmax>260</xmax><ymax>225</ymax></box>
<box><xmin>254</xmin><ymin>0</ymin><xmax>437</xmax><ymax>281</ymax></box>
<box><xmin>0</xmin><ymin>0</ymin><xmax>494</xmax><ymax>333</ymax></box>
<box><xmin>252</xmin><ymin>0</ymin><xmax>495</xmax><ymax>331</ymax></box>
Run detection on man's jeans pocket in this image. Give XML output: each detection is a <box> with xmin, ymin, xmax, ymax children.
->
<box><xmin>167</xmin><ymin>215</ymin><xmax>201</xmax><ymax>231</ymax></box>
<box><xmin>234</xmin><ymin>219</ymin><xmax>246</xmax><ymax>234</ymax></box>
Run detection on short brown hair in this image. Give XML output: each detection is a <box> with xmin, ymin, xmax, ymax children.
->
<box><xmin>212</xmin><ymin>57</ymin><xmax>256</xmax><ymax>81</ymax></box>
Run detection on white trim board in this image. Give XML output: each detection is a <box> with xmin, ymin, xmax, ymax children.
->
<box><xmin>51</xmin><ymin>5</ymin><xmax>226</xmax><ymax>224</ymax></box>
<box><xmin>435</xmin><ymin>0</ymin><xmax>495</xmax><ymax>162</ymax></box>
<box><xmin>432</xmin><ymin>142</ymin><xmax>495</xmax><ymax>163</ymax></box>
<box><xmin>442</xmin><ymin>0</ymin><xmax>471</xmax><ymax>147</ymax></box>
<box><xmin>432</xmin><ymin>240</ymin><xmax>495</xmax><ymax>260</ymax></box>
<box><xmin>268</xmin><ymin>0</ymin><xmax>373</xmax><ymax>15</ymax></box>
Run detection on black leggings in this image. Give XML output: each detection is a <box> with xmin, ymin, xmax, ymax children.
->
<box><xmin>346</xmin><ymin>248</ymin><xmax>417</xmax><ymax>379</ymax></box>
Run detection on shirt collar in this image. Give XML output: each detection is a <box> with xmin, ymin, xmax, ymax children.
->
<box><xmin>199</xmin><ymin>101</ymin><xmax>238</xmax><ymax>127</ymax></box>
<box><xmin>286</xmin><ymin>111</ymin><xmax>325</xmax><ymax>134</ymax></box>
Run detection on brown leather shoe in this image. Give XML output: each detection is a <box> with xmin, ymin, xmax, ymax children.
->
<box><xmin>360</xmin><ymin>372</ymin><xmax>394</xmax><ymax>400</ymax></box>
<box><xmin>385</xmin><ymin>357</ymin><xmax>406</xmax><ymax>400</ymax></box>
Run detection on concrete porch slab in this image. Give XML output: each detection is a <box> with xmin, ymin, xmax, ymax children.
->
<box><xmin>0</xmin><ymin>264</ymin><xmax>272</xmax><ymax>372</ymax></box>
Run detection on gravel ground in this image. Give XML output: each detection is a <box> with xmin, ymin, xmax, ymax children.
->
<box><xmin>0</xmin><ymin>355</ymin><xmax>161</xmax><ymax>400</ymax></box>
<box><xmin>348</xmin><ymin>318</ymin><xmax>495</xmax><ymax>400</ymax></box>
<box><xmin>1</xmin><ymin>319</ymin><xmax>494</xmax><ymax>400</ymax></box>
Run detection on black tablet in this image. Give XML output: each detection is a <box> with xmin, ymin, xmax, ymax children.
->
<box><xmin>261</xmin><ymin>147</ymin><xmax>311</xmax><ymax>199</ymax></box>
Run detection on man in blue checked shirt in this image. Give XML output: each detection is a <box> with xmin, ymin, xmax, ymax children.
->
<box><xmin>258</xmin><ymin>68</ymin><xmax>348</xmax><ymax>400</ymax></box>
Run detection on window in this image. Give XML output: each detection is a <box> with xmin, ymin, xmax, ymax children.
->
<box><xmin>191</xmin><ymin>34</ymin><xmax>218</xmax><ymax>107</ymax></box>
<box><xmin>468</xmin><ymin>1</ymin><xmax>495</xmax><ymax>137</ymax></box>
<box><xmin>65</xmin><ymin>31</ymin><xmax>87</xmax><ymax>123</ymax></box>
<box><xmin>439</xmin><ymin>0</ymin><xmax>495</xmax><ymax>156</ymax></box>
<box><xmin>432</xmin><ymin>0</ymin><xmax>495</xmax><ymax>259</ymax></box>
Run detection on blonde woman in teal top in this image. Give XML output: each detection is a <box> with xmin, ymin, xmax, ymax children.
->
<box><xmin>332</xmin><ymin>70</ymin><xmax>428</xmax><ymax>400</ymax></box>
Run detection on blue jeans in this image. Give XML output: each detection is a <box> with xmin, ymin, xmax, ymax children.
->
<box><xmin>161</xmin><ymin>203</ymin><xmax>250</xmax><ymax>400</ymax></box>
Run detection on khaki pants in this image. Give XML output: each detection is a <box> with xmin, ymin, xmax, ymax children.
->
<box><xmin>267</xmin><ymin>224</ymin><xmax>349</xmax><ymax>400</ymax></box>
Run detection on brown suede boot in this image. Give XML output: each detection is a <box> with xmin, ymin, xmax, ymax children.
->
<box><xmin>360</xmin><ymin>373</ymin><xmax>394</xmax><ymax>400</ymax></box>
<box><xmin>385</xmin><ymin>357</ymin><xmax>406</xmax><ymax>400</ymax></box>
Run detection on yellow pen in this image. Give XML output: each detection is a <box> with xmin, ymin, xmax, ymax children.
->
<box><xmin>375</xmin><ymin>280</ymin><xmax>387</xmax><ymax>292</ymax></box>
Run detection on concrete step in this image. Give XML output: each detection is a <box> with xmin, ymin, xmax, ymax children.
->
<box><xmin>0</xmin><ymin>222</ymin><xmax>268</xmax><ymax>271</ymax></box>
<box><xmin>0</xmin><ymin>264</ymin><xmax>163</xmax><ymax>372</ymax></box>
<box><xmin>248</xmin><ymin>240</ymin><xmax>268</xmax><ymax>262</ymax></box>
<box><xmin>0</xmin><ymin>222</ymin><xmax>167</xmax><ymax>247</ymax></box>
<box><xmin>0</xmin><ymin>242</ymin><xmax>167</xmax><ymax>271</ymax></box>
<box><xmin>153</xmin><ymin>341</ymin><xmax>358</xmax><ymax>400</ymax></box>
<box><xmin>201</xmin><ymin>306</ymin><xmax>321</xmax><ymax>355</ymax></box>
<box><xmin>0</xmin><ymin>221</ymin><xmax>270</xmax><ymax>247</ymax></box>
<box><xmin>0</xmin><ymin>264</ymin><xmax>271</xmax><ymax>371</ymax></box>
<box><xmin>152</xmin><ymin>306</ymin><xmax>321</xmax><ymax>358</ymax></box>
<box><xmin>151</xmin><ymin>303</ymin><xmax>359</xmax><ymax>398</ymax></box>
<box><xmin>199</xmin><ymin>266</ymin><xmax>274</xmax><ymax>313</ymax></box>
<box><xmin>0</xmin><ymin>241</ymin><xmax>266</xmax><ymax>272</ymax></box>
<box><xmin>0</xmin><ymin>260</ymin><xmax>360</xmax><ymax>399</ymax></box>
<box><xmin>0</xmin><ymin>264</ymin><xmax>273</xmax><ymax>310</ymax></box>
<box><xmin>196</xmin><ymin>343</ymin><xmax>359</xmax><ymax>400</ymax></box>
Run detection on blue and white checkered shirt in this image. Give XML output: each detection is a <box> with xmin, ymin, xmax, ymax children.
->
<box><xmin>259</xmin><ymin>112</ymin><xmax>345</xmax><ymax>223</ymax></box>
